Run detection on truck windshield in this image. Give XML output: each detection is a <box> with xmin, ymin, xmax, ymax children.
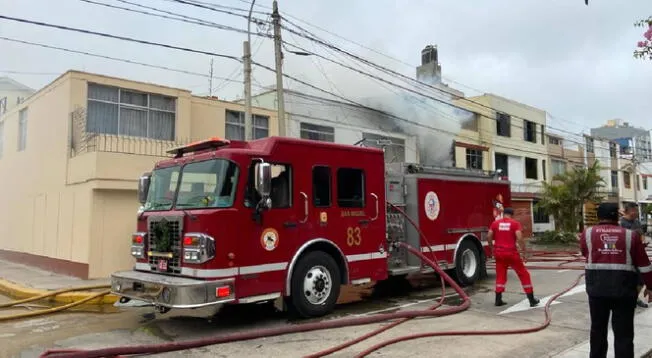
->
<box><xmin>143</xmin><ymin>159</ymin><xmax>239</xmax><ymax>211</ymax></box>
<box><xmin>175</xmin><ymin>159</ymin><xmax>239</xmax><ymax>209</ymax></box>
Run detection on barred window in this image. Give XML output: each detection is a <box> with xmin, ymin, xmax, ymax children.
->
<box><xmin>300</xmin><ymin>122</ymin><xmax>335</xmax><ymax>142</ymax></box>
<box><xmin>86</xmin><ymin>83</ymin><xmax>176</xmax><ymax>141</ymax></box>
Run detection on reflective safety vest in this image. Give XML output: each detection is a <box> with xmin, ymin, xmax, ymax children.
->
<box><xmin>580</xmin><ymin>224</ymin><xmax>652</xmax><ymax>298</ymax></box>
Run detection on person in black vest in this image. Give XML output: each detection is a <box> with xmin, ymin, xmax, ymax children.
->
<box><xmin>580</xmin><ymin>202</ymin><xmax>652</xmax><ymax>358</ymax></box>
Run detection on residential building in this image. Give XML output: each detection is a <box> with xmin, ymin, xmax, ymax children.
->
<box><xmin>0</xmin><ymin>70</ymin><xmax>278</xmax><ymax>279</ymax></box>
<box><xmin>590</xmin><ymin>119</ymin><xmax>652</xmax><ymax>161</ymax></box>
<box><xmin>452</xmin><ymin>94</ymin><xmax>549</xmax><ymax>237</ymax></box>
<box><xmin>249</xmin><ymin>89</ymin><xmax>419</xmax><ymax>163</ymax></box>
<box><xmin>0</xmin><ymin>77</ymin><xmax>35</xmax><ymax>116</ymax></box>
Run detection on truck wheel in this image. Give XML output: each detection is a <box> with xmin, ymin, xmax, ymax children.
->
<box><xmin>289</xmin><ymin>251</ymin><xmax>341</xmax><ymax>318</ymax></box>
<box><xmin>454</xmin><ymin>240</ymin><xmax>481</xmax><ymax>287</ymax></box>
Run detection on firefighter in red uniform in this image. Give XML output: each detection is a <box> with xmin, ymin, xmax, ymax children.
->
<box><xmin>487</xmin><ymin>207</ymin><xmax>540</xmax><ymax>307</ymax></box>
<box><xmin>580</xmin><ymin>202</ymin><xmax>652</xmax><ymax>358</ymax></box>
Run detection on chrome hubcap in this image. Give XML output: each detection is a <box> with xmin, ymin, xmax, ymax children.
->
<box><xmin>303</xmin><ymin>265</ymin><xmax>332</xmax><ymax>305</ymax></box>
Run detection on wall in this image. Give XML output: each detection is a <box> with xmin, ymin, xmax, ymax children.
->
<box><xmin>252</xmin><ymin>90</ymin><xmax>419</xmax><ymax>163</ymax></box>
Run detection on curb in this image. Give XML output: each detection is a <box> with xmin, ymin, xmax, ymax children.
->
<box><xmin>0</xmin><ymin>278</ymin><xmax>118</xmax><ymax>305</ymax></box>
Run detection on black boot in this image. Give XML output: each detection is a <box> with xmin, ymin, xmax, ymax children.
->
<box><xmin>527</xmin><ymin>292</ymin><xmax>540</xmax><ymax>307</ymax></box>
<box><xmin>495</xmin><ymin>292</ymin><xmax>507</xmax><ymax>306</ymax></box>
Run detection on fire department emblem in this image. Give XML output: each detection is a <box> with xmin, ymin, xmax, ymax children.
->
<box><xmin>424</xmin><ymin>191</ymin><xmax>440</xmax><ymax>221</ymax></box>
<box><xmin>261</xmin><ymin>228</ymin><xmax>279</xmax><ymax>251</ymax></box>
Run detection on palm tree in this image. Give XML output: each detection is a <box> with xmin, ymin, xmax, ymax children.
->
<box><xmin>537</xmin><ymin>161</ymin><xmax>605</xmax><ymax>233</ymax></box>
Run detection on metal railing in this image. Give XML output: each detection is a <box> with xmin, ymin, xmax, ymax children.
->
<box><xmin>69</xmin><ymin>107</ymin><xmax>189</xmax><ymax>158</ymax></box>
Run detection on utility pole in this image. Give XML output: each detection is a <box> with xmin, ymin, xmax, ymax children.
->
<box><xmin>272</xmin><ymin>0</ymin><xmax>286</xmax><ymax>137</ymax></box>
<box><xmin>208</xmin><ymin>58</ymin><xmax>214</xmax><ymax>96</ymax></box>
<box><xmin>243</xmin><ymin>0</ymin><xmax>256</xmax><ymax>140</ymax></box>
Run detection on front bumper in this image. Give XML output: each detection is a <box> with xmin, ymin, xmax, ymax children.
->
<box><xmin>111</xmin><ymin>270</ymin><xmax>235</xmax><ymax>309</ymax></box>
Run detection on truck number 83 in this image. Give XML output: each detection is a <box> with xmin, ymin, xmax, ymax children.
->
<box><xmin>346</xmin><ymin>227</ymin><xmax>362</xmax><ymax>246</ymax></box>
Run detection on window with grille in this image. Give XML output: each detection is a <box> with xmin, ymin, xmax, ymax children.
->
<box><xmin>86</xmin><ymin>83</ymin><xmax>176</xmax><ymax>140</ymax></box>
<box><xmin>300</xmin><ymin>122</ymin><xmax>334</xmax><ymax>142</ymax></box>
<box><xmin>225</xmin><ymin>110</ymin><xmax>269</xmax><ymax>140</ymax></box>
<box><xmin>466</xmin><ymin>149</ymin><xmax>483</xmax><ymax>170</ymax></box>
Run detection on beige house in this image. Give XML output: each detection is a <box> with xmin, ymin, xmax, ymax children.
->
<box><xmin>0</xmin><ymin>70</ymin><xmax>278</xmax><ymax>279</ymax></box>
<box><xmin>451</xmin><ymin>93</ymin><xmax>549</xmax><ymax>237</ymax></box>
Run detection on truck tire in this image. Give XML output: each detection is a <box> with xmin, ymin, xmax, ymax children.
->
<box><xmin>453</xmin><ymin>240</ymin><xmax>481</xmax><ymax>287</ymax></box>
<box><xmin>289</xmin><ymin>251</ymin><xmax>341</xmax><ymax>318</ymax></box>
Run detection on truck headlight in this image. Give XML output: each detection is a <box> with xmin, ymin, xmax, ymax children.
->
<box><xmin>131</xmin><ymin>232</ymin><xmax>147</xmax><ymax>259</ymax></box>
<box><xmin>182</xmin><ymin>233</ymin><xmax>216</xmax><ymax>264</ymax></box>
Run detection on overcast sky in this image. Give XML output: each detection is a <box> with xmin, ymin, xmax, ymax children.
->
<box><xmin>1</xmin><ymin>0</ymin><xmax>651</xmax><ymax>143</ymax></box>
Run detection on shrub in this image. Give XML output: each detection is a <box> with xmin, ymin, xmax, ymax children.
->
<box><xmin>533</xmin><ymin>231</ymin><xmax>579</xmax><ymax>245</ymax></box>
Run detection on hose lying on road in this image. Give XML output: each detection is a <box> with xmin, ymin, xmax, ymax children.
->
<box><xmin>39</xmin><ymin>202</ymin><xmax>592</xmax><ymax>358</ymax></box>
<box><xmin>0</xmin><ymin>285</ymin><xmax>112</xmax><ymax>322</ymax></box>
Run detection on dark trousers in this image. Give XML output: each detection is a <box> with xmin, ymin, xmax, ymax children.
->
<box><xmin>588</xmin><ymin>295</ymin><xmax>637</xmax><ymax>358</ymax></box>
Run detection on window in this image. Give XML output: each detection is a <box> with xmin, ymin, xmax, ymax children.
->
<box><xmin>533</xmin><ymin>201</ymin><xmax>550</xmax><ymax>223</ymax></box>
<box><xmin>494</xmin><ymin>153</ymin><xmax>508</xmax><ymax>177</ymax></box>
<box><xmin>143</xmin><ymin>165</ymin><xmax>181</xmax><ymax>211</ymax></box>
<box><xmin>636</xmin><ymin>175</ymin><xmax>640</xmax><ymax>191</ymax></box>
<box><xmin>312</xmin><ymin>166</ymin><xmax>331</xmax><ymax>207</ymax></box>
<box><xmin>245</xmin><ymin>162</ymin><xmax>291</xmax><ymax>208</ymax></box>
<box><xmin>624</xmin><ymin>172</ymin><xmax>631</xmax><ymax>189</ymax></box>
<box><xmin>549</xmin><ymin>137</ymin><xmax>561</xmax><ymax>145</ymax></box>
<box><xmin>461</xmin><ymin>113</ymin><xmax>479</xmax><ymax>132</ymax></box>
<box><xmin>174</xmin><ymin>159</ymin><xmax>239</xmax><ymax>209</ymax></box>
<box><xmin>609</xmin><ymin>142</ymin><xmax>617</xmax><ymax>158</ymax></box>
<box><xmin>363</xmin><ymin>132</ymin><xmax>406</xmax><ymax>163</ymax></box>
<box><xmin>523</xmin><ymin>120</ymin><xmax>536</xmax><ymax>143</ymax></box>
<box><xmin>542</xmin><ymin>159</ymin><xmax>547</xmax><ymax>181</ymax></box>
<box><xmin>644</xmin><ymin>177</ymin><xmax>648</xmax><ymax>190</ymax></box>
<box><xmin>611</xmin><ymin>170</ymin><xmax>618</xmax><ymax>188</ymax></box>
<box><xmin>551</xmin><ymin>160</ymin><xmax>566</xmax><ymax>177</ymax></box>
<box><xmin>0</xmin><ymin>121</ymin><xmax>4</xmax><ymax>158</ymax></box>
<box><xmin>337</xmin><ymin>168</ymin><xmax>365</xmax><ymax>208</ymax></box>
<box><xmin>225</xmin><ymin>110</ymin><xmax>269</xmax><ymax>140</ymax></box>
<box><xmin>18</xmin><ymin>108</ymin><xmax>27</xmax><ymax>151</ymax></box>
<box><xmin>86</xmin><ymin>83</ymin><xmax>176</xmax><ymax>140</ymax></box>
<box><xmin>466</xmin><ymin>148</ymin><xmax>483</xmax><ymax>170</ymax></box>
<box><xmin>300</xmin><ymin>122</ymin><xmax>334</xmax><ymax>142</ymax></box>
<box><xmin>540</xmin><ymin>124</ymin><xmax>545</xmax><ymax>145</ymax></box>
<box><xmin>496</xmin><ymin>113</ymin><xmax>511</xmax><ymax>137</ymax></box>
<box><xmin>525</xmin><ymin>157</ymin><xmax>538</xmax><ymax>179</ymax></box>
<box><xmin>585</xmin><ymin>137</ymin><xmax>594</xmax><ymax>153</ymax></box>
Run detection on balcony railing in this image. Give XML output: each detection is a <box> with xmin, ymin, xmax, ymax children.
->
<box><xmin>510</xmin><ymin>182</ymin><xmax>544</xmax><ymax>194</ymax></box>
<box><xmin>69</xmin><ymin>106</ymin><xmax>189</xmax><ymax>158</ymax></box>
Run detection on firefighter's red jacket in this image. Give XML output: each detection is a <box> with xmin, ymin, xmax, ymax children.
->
<box><xmin>580</xmin><ymin>223</ymin><xmax>652</xmax><ymax>298</ymax></box>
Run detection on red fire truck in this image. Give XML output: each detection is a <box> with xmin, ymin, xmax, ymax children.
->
<box><xmin>111</xmin><ymin>136</ymin><xmax>511</xmax><ymax>318</ymax></box>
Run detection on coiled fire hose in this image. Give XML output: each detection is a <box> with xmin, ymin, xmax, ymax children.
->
<box><xmin>39</xmin><ymin>202</ymin><xmax>591</xmax><ymax>358</ymax></box>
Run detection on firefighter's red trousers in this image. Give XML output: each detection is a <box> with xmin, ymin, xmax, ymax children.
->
<box><xmin>494</xmin><ymin>251</ymin><xmax>534</xmax><ymax>294</ymax></box>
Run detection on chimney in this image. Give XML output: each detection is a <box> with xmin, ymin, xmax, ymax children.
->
<box><xmin>416</xmin><ymin>45</ymin><xmax>442</xmax><ymax>85</ymax></box>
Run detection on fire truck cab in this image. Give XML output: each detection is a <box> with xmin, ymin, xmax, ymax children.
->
<box><xmin>111</xmin><ymin>136</ymin><xmax>509</xmax><ymax>318</ymax></box>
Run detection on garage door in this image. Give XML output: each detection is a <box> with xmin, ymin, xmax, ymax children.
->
<box><xmin>512</xmin><ymin>200</ymin><xmax>533</xmax><ymax>239</ymax></box>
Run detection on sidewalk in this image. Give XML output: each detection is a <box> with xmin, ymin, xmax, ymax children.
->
<box><xmin>553</xmin><ymin>306</ymin><xmax>652</xmax><ymax>357</ymax></box>
<box><xmin>0</xmin><ymin>259</ymin><xmax>116</xmax><ymax>305</ymax></box>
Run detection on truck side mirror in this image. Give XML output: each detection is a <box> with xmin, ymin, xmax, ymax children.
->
<box><xmin>138</xmin><ymin>173</ymin><xmax>151</xmax><ymax>205</ymax></box>
<box><xmin>255</xmin><ymin>163</ymin><xmax>272</xmax><ymax>198</ymax></box>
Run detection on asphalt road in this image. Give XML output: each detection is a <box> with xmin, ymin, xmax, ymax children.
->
<box><xmin>3</xmin><ymin>260</ymin><xmax>615</xmax><ymax>358</ymax></box>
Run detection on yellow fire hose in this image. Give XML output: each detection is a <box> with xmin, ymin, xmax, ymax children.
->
<box><xmin>0</xmin><ymin>285</ymin><xmax>113</xmax><ymax>322</ymax></box>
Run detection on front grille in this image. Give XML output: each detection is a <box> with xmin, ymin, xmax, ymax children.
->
<box><xmin>147</xmin><ymin>216</ymin><xmax>183</xmax><ymax>274</ymax></box>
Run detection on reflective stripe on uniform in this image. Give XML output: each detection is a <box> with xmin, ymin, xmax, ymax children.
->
<box><xmin>585</xmin><ymin>263</ymin><xmax>637</xmax><ymax>272</ymax></box>
<box><xmin>585</xmin><ymin>227</ymin><xmax>593</xmax><ymax>263</ymax></box>
<box><xmin>626</xmin><ymin>230</ymin><xmax>632</xmax><ymax>265</ymax></box>
<box><xmin>639</xmin><ymin>265</ymin><xmax>652</xmax><ymax>273</ymax></box>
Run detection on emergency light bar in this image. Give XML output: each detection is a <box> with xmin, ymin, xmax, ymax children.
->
<box><xmin>167</xmin><ymin>137</ymin><xmax>231</xmax><ymax>158</ymax></box>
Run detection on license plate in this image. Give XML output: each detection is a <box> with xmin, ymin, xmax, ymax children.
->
<box><xmin>157</xmin><ymin>259</ymin><xmax>168</xmax><ymax>271</ymax></box>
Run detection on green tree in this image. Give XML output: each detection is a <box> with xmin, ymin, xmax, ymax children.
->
<box><xmin>634</xmin><ymin>16</ymin><xmax>652</xmax><ymax>60</ymax></box>
<box><xmin>537</xmin><ymin>161</ymin><xmax>605</xmax><ymax>233</ymax></box>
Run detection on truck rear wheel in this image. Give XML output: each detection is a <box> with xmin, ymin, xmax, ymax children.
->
<box><xmin>453</xmin><ymin>240</ymin><xmax>481</xmax><ymax>286</ymax></box>
<box><xmin>289</xmin><ymin>251</ymin><xmax>341</xmax><ymax>318</ymax></box>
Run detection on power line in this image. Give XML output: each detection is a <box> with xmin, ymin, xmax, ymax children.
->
<box><xmin>160</xmin><ymin>0</ymin><xmax>269</xmax><ymax>15</ymax></box>
<box><xmin>77</xmin><ymin>0</ymin><xmax>272</xmax><ymax>39</ymax></box>
<box><xmin>0</xmin><ymin>14</ymin><xmax>241</xmax><ymax>61</ymax></box>
<box><xmin>0</xmin><ymin>37</ymin><xmax>241</xmax><ymax>85</ymax></box>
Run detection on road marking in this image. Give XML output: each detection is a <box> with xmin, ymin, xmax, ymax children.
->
<box><xmin>354</xmin><ymin>292</ymin><xmax>460</xmax><ymax>317</ymax></box>
<box><xmin>557</xmin><ymin>270</ymin><xmax>570</xmax><ymax>273</ymax></box>
<box><xmin>498</xmin><ymin>284</ymin><xmax>586</xmax><ymax>315</ymax></box>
